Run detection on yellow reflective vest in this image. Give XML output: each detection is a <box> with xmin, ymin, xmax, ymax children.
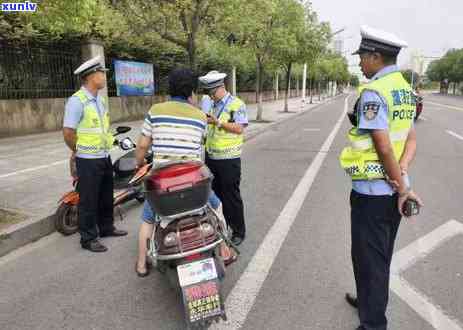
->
<box><xmin>339</xmin><ymin>71</ymin><xmax>415</xmax><ymax>180</ymax></box>
<box><xmin>74</xmin><ymin>90</ymin><xmax>114</xmax><ymax>155</ymax></box>
<box><xmin>206</xmin><ymin>96</ymin><xmax>245</xmax><ymax>160</ymax></box>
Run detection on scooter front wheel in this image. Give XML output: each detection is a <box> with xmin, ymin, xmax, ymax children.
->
<box><xmin>54</xmin><ymin>203</ymin><xmax>79</xmax><ymax>236</ymax></box>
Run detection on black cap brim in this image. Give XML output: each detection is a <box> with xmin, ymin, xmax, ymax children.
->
<box><xmin>353</xmin><ymin>38</ymin><xmax>401</xmax><ymax>57</ymax></box>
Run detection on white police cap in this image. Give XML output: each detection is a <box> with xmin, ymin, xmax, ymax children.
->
<box><xmin>198</xmin><ymin>70</ymin><xmax>227</xmax><ymax>89</ymax></box>
<box><xmin>352</xmin><ymin>25</ymin><xmax>408</xmax><ymax>56</ymax></box>
<box><xmin>73</xmin><ymin>55</ymin><xmax>108</xmax><ymax>77</ymax></box>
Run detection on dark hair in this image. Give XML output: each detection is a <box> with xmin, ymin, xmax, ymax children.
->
<box><xmin>168</xmin><ymin>68</ymin><xmax>196</xmax><ymax>98</ymax></box>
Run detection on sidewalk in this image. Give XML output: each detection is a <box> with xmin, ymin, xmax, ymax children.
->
<box><xmin>0</xmin><ymin>94</ymin><xmax>336</xmax><ymax>256</ymax></box>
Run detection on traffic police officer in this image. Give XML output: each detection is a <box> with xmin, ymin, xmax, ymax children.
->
<box><xmin>339</xmin><ymin>26</ymin><xmax>424</xmax><ymax>330</ymax></box>
<box><xmin>199</xmin><ymin>71</ymin><xmax>248</xmax><ymax>246</ymax></box>
<box><xmin>63</xmin><ymin>56</ymin><xmax>127</xmax><ymax>253</ymax></box>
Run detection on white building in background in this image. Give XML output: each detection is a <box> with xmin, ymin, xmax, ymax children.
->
<box><xmin>333</xmin><ymin>38</ymin><xmax>344</xmax><ymax>55</ymax></box>
<box><xmin>407</xmin><ymin>50</ymin><xmax>432</xmax><ymax>76</ymax></box>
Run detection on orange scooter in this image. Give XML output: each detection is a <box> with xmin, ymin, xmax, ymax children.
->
<box><xmin>54</xmin><ymin>126</ymin><xmax>152</xmax><ymax>235</ymax></box>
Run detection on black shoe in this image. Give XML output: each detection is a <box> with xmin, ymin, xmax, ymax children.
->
<box><xmin>135</xmin><ymin>261</ymin><xmax>151</xmax><ymax>278</ymax></box>
<box><xmin>231</xmin><ymin>235</ymin><xmax>245</xmax><ymax>246</ymax></box>
<box><xmin>100</xmin><ymin>228</ymin><xmax>128</xmax><ymax>237</ymax></box>
<box><xmin>345</xmin><ymin>293</ymin><xmax>358</xmax><ymax>309</ymax></box>
<box><xmin>82</xmin><ymin>239</ymin><xmax>108</xmax><ymax>253</ymax></box>
<box><xmin>355</xmin><ymin>326</ymin><xmax>365</xmax><ymax>330</ymax></box>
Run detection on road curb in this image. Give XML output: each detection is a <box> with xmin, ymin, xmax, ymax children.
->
<box><xmin>0</xmin><ymin>214</ymin><xmax>55</xmax><ymax>257</ymax></box>
<box><xmin>0</xmin><ymin>94</ymin><xmax>344</xmax><ymax>258</ymax></box>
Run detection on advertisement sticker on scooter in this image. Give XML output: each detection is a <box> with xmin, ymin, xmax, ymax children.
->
<box><xmin>178</xmin><ymin>258</ymin><xmax>224</xmax><ymax>324</ymax></box>
<box><xmin>183</xmin><ymin>280</ymin><xmax>223</xmax><ymax>324</ymax></box>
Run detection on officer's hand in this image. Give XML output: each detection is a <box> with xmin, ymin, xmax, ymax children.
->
<box><xmin>399</xmin><ymin>162</ymin><xmax>408</xmax><ymax>175</ymax></box>
<box><xmin>386</xmin><ymin>177</ymin><xmax>400</xmax><ymax>191</ymax></box>
<box><xmin>207</xmin><ymin>114</ymin><xmax>219</xmax><ymax>125</ymax></box>
<box><xmin>398</xmin><ymin>189</ymin><xmax>424</xmax><ymax>218</ymax></box>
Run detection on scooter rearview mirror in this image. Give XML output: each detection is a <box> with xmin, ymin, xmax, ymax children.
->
<box><xmin>114</xmin><ymin>126</ymin><xmax>131</xmax><ymax>136</ymax></box>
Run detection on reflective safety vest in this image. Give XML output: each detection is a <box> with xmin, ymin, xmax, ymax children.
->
<box><xmin>74</xmin><ymin>90</ymin><xmax>114</xmax><ymax>155</ymax></box>
<box><xmin>206</xmin><ymin>96</ymin><xmax>244</xmax><ymax>160</ymax></box>
<box><xmin>339</xmin><ymin>71</ymin><xmax>415</xmax><ymax>180</ymax></box>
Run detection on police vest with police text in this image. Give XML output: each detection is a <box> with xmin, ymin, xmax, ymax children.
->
<box><xmin>74</xmin><ymin>90</ymin><xmax>114</xmax><ymax>155</ymax></box>
<box><xmin>339</xmin><ymin>71</ymin><xmax>415</xmax><ymax>180</ymax></box>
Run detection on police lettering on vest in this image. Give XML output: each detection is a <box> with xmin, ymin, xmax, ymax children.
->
<box><xmin>339</xmin><ymin>72</ymin><xmax>415</xmax><ymax>180</ymax></box>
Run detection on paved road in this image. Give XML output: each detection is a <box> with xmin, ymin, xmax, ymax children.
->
<box><xmin>0</xmin><ymin>96</ymin><xmax>312</xmax><ymax>225</ymax></box>
<box><xmin>1</xmin><ymin>94</ymin><xmax>462</xmax><ymax>330</ymax></box>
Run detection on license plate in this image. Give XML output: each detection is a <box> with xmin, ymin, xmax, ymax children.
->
<box><xmin>177</xmin><ymin>258</ymin><xmax>218</xmax><ymax>287</ymax></box>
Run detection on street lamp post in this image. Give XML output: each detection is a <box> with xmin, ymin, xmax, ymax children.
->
<box><xmin>227</xmin><ymin>33</ymin><xmax>237</xmax><ymax>96</ymax></box>
<box><xmin>301</xmin><ymin>63</ymin><xmax>307</xmax><ymax>110</ymax></box>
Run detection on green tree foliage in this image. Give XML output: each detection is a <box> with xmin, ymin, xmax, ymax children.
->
<box><xmin>115</xmin><ymin>0</ymin><xmax>230</xmax><ymax>69</ymax></box>
<box><xmin>224</xmin><ymin>0</ymin><xmax>332</xmax><ymax>119</ymax></box>
<box><xmin>273</xmin><ymin>3</ymin><xmax>330</xmax><ymax>111</ymax></box>
<box><xmin>0</xmin><ymin>0</ymin><xmax>353</xmax><ymax>101</ymax></box>
<box><xmin>29</xmin><ymin>0</ymin><xmax>124</xmax><ymax>42</ymax></box>
<box><xmin>350</xmin><ymin>74</ymin><xmax>360</xmax><ymax>88</ymax></box>
<box><xmin>426</xmin><ymin>49</ymin><xmax>463</xmax><ymax>94</ymax></box>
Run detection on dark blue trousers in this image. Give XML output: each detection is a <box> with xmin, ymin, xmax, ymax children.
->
<box><xmin>76</xmin><ymin>156</ymin><xmax>115</xmax><ymax>245</ymax></box>
<box><xmin>350</xmin><ymin>190</ymin><xmax>402</xmax><ymax>330</ymax></box>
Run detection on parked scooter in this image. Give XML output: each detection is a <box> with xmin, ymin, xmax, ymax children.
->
<box><xmin>54</xmin><ymin>126</ymin><xmax>152</xmax><ymax>235</ymax></box>
<box><xmin>145</xmin><ymin>161</ymin><xmax>235</xmax><ymax>329</ymax></box>
<box><xmin>414</xmin><ymin>92</ymin><xmax>423</xmax><ymax>121</ymax></box>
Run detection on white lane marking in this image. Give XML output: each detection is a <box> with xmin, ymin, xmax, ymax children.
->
<box><xmin>391</xmin><ymin>220</ymin><xmax>463</xmax><ymax>274</ymax></box>
<box><xmin>390</xmin><ymin>278</ymin><xmax>462</xmax><ymax>330</ymax></box>
<box><xmin>391</xmin><ymin>220</ymin><xmax>463</xmax><ymax>330</ymax></box>
<box><xmin>426</xmin><ymin>101</ymin><xmax>463</xmax><ymax>112</ymax></box>
<box><xmin>419</xmin><ymin>116</ymin><xmax>428</xmax><ymax>121</ymax></box>
<box><xmin>212</xmin><ymin>96</ymin><xmax>350</xmax><ymax>329</ymax></box>
<box><xmin>446</xmin><ymin>130</ymin><xmax>463</xmax><ymax>141</ymax></box>
<box><xmin>0</xmin><ymin>159</ymin><xmax>68</xmax><ymax>179</ymax></box>
<box><xmin>0</xmin><ymin>232</ymin><xmax>61</xmax><ymax>267</ymax></box>
<box><xmin>303</xmin><ymin>128</ymin><xmax>321</xmax><ymax>132</ymax></box>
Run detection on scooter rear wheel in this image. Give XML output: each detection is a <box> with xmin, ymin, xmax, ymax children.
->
<box><xmin>55</xmin><ymin>203</ymin><xmax>79</xmax><ymax>236</ymax></box>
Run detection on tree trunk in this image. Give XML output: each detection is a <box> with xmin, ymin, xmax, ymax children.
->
<box><xmin>309</xmin><ymin>78</ymin><xmax>313</xmax><ymax>104</ymax></box>
<box><xmin>256</xmin><ymin>59</ymin><xmax>264</xmax><ymax>121</ymax></box>
<box><xmin>453</xmin><ymin>82</ymin><xmax>457</xmax><ymax>95</ymax></box>
<box><xmin>284</xmin><ymin>62</ymin><xmax>292</xmax><ymax>112</ymax></box>
<box><xmin>318</xmin><ymin>81</ymin><xmax>321</xmax><ymax>101</ymax></box>
<box><xmin>274</xmin><ymin>72</ymin><xmax>279</xmax><ymax>100</ymax></box>
<box><xmin>187</xmin><ymin>36</ymin><xmax>196</xmax><ymax>70</ymax></box>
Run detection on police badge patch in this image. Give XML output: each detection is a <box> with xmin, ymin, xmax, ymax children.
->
<box><xmin>362</xmin><ymin>102</ymin><xmax>380</xmax><ymax>121</ymax></box>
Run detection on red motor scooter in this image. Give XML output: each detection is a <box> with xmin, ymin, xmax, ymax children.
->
<box><xmin>144</xmin><ymin>161</ymin><xmax>236</xmax><ymax>329</ymax></box>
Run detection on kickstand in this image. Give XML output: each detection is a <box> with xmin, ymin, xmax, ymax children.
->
<box><xmin>114</xmin><ymin>205</ymin><xmax>124</xmax><ymax>222</ymax></box>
